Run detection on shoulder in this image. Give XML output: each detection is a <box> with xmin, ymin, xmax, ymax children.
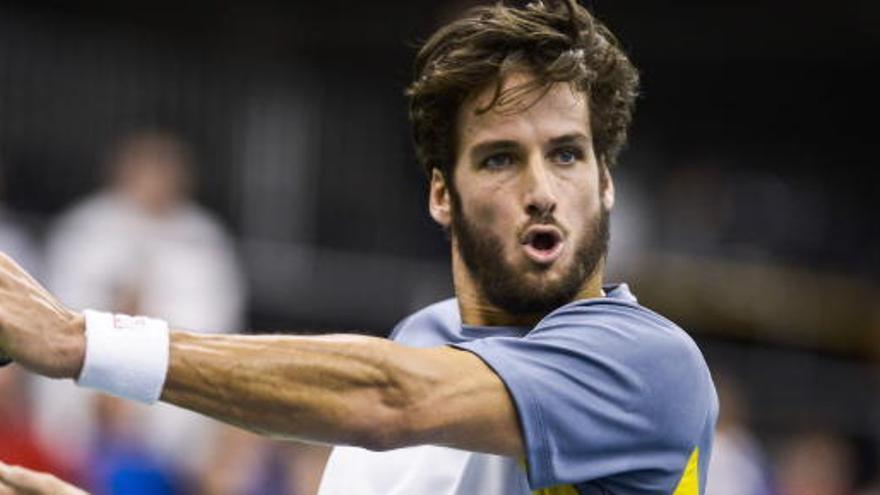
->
<box><xmin>56</xmin><ymin>192</ymin><xmax>117</xmax><ymax>224</ymax></box>
<box><xmin>538</xmin><ymin>285</ymin><xmax>704</xmax><ymax>368</ymax></box>
<box><xmin>455</xmin><ymin>286</ymin><xmax>717</xmax><ymax>488</ymax></box>
<box><xmin>389</xmin><ymin>298</ymin><xmax>460</xmax><ymax>347</ymax></box>
<box><xmin>534</xmin><ymin>288</ymin><xmax>717</xmax><ymax>441</ymax></box>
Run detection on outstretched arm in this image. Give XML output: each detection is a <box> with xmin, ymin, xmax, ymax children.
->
<box><xmin>0</xmin><ymin>254</ymin><xmax>523</xmax><ymax>456</ymax></box>
<box><xmin>163</xmin><ymin>332</ymin><xmax>521</xmax><ymax>453</ymax></box>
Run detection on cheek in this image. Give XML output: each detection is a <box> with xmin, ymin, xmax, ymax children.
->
<box><xmin>468</xmin><ymin>198</ymin><xmax>499</xmax><ymax>225</ymax></box>
<box><xmin>459</xmin><ymin>190</ymin><xmax>521</xmax><ymax>252</ymax></box>
<box><xmin>457</xmin><ymin>180</ymin><xmax>505</xmax><ymax>226</ymax></box>
<box><xmin>560</xmin><ymin>182</ymin><xmax>601</xmax><ymax>227</ymax></box>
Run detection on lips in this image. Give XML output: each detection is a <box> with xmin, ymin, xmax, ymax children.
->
<box><xmin>520</xmin><ymin>225</ymin><xmax>565</xmax><ymax>265</ymax></box>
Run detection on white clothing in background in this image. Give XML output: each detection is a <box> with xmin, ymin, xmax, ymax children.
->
<box><xmin>32</xmin><ymin>191</ymin><xmax>246</xmax><ymax>470</ymax></box>
<box><xmin>706</xmin><ymin>428</ymin><xmax>773</xmax><ymax>495</ymax></box>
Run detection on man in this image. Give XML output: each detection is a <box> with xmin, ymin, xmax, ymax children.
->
<box><xmin>0</xmin><ymin>1</ymin><xmax>718</xmax><ymax>494</ymax></box>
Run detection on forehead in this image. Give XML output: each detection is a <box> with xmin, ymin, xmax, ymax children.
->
<box><xmin>456</xmin><ymin>73</ymin><xmax>591</xmax><ymax>151</ymax></box>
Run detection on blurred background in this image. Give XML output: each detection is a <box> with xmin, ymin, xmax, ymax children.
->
<box><xmin>0</xmin><ymin>0</ymin><xmax>876</xmax><ymax>493</ymax></box>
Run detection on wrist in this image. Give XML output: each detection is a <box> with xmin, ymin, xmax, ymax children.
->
<box><xmin>65</xmin><ymin>313</ymin><xmax>87</xmax><ymax>379</ymax></box>
<box><xmin>76</xmin><ymin>310</ymin><xmax>170</xmax><ymax>404</ymax></box>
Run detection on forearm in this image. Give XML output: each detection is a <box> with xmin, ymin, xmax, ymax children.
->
<box><xmin>0</xmin><ymin>246</ymin><xmax>523</xmax><ymax>455</ymax></box>
<box><xmin>161</xmin><ymin>331</ymin><xmax>421</xmax><ymax>449</ymax></box>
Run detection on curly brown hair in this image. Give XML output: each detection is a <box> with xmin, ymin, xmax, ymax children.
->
<box><xmin>407</xmin><ymin>0</ymin><xmax>639</xmax><ymax>178</ymax></box>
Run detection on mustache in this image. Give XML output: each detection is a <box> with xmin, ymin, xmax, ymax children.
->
<box><xmin>516</xmin><ymin>212</ymin><xmax>568</xmax><ymax>240</ymax></box>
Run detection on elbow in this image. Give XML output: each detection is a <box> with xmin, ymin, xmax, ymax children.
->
<box><xmin>349</xmin><ymin>378</ymin><xmax>425</xmax><ymax>452</ymax></box>
<box><xmin>346</xmin><ymin>340</ymin><xmax>434</xmax><ymax>452</ymax></box>
<box><xmin>354</xmin><ymin>408</ymin><xmax>415</xmax><ymax>452</ymax></box>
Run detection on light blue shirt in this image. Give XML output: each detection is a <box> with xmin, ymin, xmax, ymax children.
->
<box><xmin>388</xmin><ymin>284</ymin><xmax>718</xmax><ymax>494</ymax></box>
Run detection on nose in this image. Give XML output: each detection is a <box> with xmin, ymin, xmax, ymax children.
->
<box><xmin>523</xmin><ymin>157</ymin><xmax>557</xmax><ymax>219</ymax></box>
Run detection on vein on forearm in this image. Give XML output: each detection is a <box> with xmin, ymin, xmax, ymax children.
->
<box><xmin>161</xmin><ymin>332</ymin><xmax>420</xmax><ymax>447</ymax></box>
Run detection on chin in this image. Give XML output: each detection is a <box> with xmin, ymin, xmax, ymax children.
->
<box><xmin>520</xmin><ymin>269</ymin><xmax>572</xmax><ymax>294</ymax></box>
<box><xmin>524</xmin><ymin>256</ymin><xmax>572</xmax><ymax>279</ymax></box>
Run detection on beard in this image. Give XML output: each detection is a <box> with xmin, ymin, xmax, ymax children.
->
<box><xmin>450</xmin><ymin>190</ymin><xmax>610</xmax><ymax>316</ymax></box>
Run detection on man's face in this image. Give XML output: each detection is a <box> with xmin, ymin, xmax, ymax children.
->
<box><xmin>113</xmin><ymin>135</ymin><xmax>191</xmax><ymax>216</ymax></box>
<box><xmin>431</xmin><ymin>74</ymin><xmax>614</xmax><ymax>316</ymax></box>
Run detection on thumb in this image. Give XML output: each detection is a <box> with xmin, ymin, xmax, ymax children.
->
<box><xmin>0</xmin><ymin>463</ymin><xmax>88</xmax><ymax>495</ymax></box>
<box><xmin>0</xmin><ymin>462</ymin><xmax>63</xmax><ymax>495</ymax></box>
<box><xmin>0</xmin><ymin>474</ymin><xmax>18</xmax><ymax>495</ymax></box>
<box><xmin>0</xmin><ymin>463</ymin><xmax>32</xmax><ymax>494</ymax></box>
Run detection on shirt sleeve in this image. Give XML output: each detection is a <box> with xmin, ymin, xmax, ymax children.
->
<box><xmin>452</xmin><ymin>300</ymin><xmax>715</xmax><ymax>491</ymax></box>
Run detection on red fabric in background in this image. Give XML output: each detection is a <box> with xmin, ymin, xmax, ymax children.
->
<box><xmin>0</xmin><ymin>419</ymin><xmax>71</xmax><ymax>479</ymax></box>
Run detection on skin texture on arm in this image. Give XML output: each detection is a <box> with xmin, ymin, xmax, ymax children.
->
<box><xmin>0</xmin><ymin>255</ymin><xmax>85</xmax><ymax>380</ymax></box>
<box><xmin>0</xmin><ymin>251</ymin><xmax>523</xmax><ymax>456</ymax></box>
<box><xmin>162</xmin><ymin>331</ymin><xmax>524</xmax><ymax>455</ymax></box>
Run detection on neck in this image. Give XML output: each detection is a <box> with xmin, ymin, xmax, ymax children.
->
<box><xmin>451</xmin><ymin>241</ymin><xmax>605</xmax><ymax>327</ymax></box>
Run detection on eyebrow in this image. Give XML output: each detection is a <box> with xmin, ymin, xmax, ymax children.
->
<box><xmin>469</xmin><ymin>140</ymin><xmax>521</xmax><ymax>160</ymax></box>
<box><xmin>547</xmin><ymin>133</ymin><xmax>590</xmax><ymax>146</ymax></box>
<box><xmin>469</xmin><ymin>133</ymin><xmax>591</xmax><ymax>159</ymax></box>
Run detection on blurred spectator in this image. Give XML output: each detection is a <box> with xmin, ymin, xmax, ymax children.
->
<box><xmin>0</xmin><ymin>160</ymin><xmax>41</xmax><ymax>278</ymax></box>
<box><xmin>197</xmin><ymin>427</ymin><xmax>287</xmax><ymax>495</ymax></box>
<box><xmin>0</xmin><ymin>365</ymin><xmax>69</xmax><ymax>479</ymax></box>
<box><xmin>706</xmin><ymin>372</ymin><xmax>774</xmax><ymax>495</ymax></box>
<box><xmin>775</xmin><ymin>430</ymin><xmax>857</xmax><ymax>495</ymax></box>
<box><xmin>29</xmin><ymin>130</ymin><xmax>246</xmax><ymax>490</ymax></box>
<box><xmin>46</xmin><ymin>130</ymin><xmax>245</xmax><ymax>331</ymax></box>
<box><xmin>88</xmin><ymin>395</ymin><xmax>182</xmax><ymax>495</ymax></box>
<box><xmin>279</xmin><ymin>443</ymin><xmax>331</xmax><ymax>495</ymax></box>
<box><xmin>0</xmin><ymin>161</ymin><xmax>60</xmax><ymax>475</ymax></box>
<box><xmin>197</xmin><ymin>428</ymin><xmax>330</xmax><ymax>495</ymax></box>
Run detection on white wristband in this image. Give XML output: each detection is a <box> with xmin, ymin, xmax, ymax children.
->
<box><xmin>77</xmin><ymin>309</ymin><xmax>170</xmax><ymax>404</ymax></box>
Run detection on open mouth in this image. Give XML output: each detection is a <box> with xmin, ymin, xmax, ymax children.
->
<box><xmin>520</xmin><ymin>226</ymin><xmax>565</xmax><ymax>265</ymax></box>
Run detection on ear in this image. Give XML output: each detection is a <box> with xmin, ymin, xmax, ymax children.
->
<box><xmin>600</xmin><ymin>165</ymin><xmax>615</xmax><ymax>211</ymax></box>
<box><xmin>428</xmin><ymin>168</ymin><xmax>452</xmax><ymax>228</ymax></box>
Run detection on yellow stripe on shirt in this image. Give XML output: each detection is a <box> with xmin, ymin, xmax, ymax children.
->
<box><xmin>528</xmin><ymin>446</ymin><xmax>700</xmax><ymax>495</ymax></box>
<box><xmin>533</xmin><ymin>484</ymin><xmax>579</xmax><ymax>495</ymax></box>
<box><xmin>672</xmin><ymin>447</ymin><xmax>700</xmax><ymax>495</ymax></box>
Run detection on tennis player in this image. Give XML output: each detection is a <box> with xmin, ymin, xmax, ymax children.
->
<box><xmin>0</xmin><ymin>1</ymin><xmax>717</xmax><ymax>494</ymax></box>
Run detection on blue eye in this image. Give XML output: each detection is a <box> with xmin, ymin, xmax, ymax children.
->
<box><xmin>483</xmin><ymin>153</ymin><xmax>514</xmax><ymax>169</ymax></box>
<box><xmin>553</xmin><ymin>148</ymin><xmax>582</xmax><ymax>164</ymax></box>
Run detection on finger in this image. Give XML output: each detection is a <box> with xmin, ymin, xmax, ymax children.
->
<box><xmin>0</xmin><ymin>477</ymin><xmax>19</xmax><ymax>495</ymax></box>
<box><xmin>0</xmin><ymin>463</ymin><xmax>48</xmax><ymax>495</ymax></box>
<box><xmin>0</xmin><ymin>253</ymin><xmax>44</xmax><ymax>294</ymax></box>
<box><xmin>0</xmin><ymin>257</ymin><xmax>39</xmax><ymax>293</ymax></box>
<box><xmin>0</xmin><ymin>263</ymin><xmax>72</xmax><ymax>321</ymax></box>
<box><xmin>0</xmin><ymin>463</ymin><xmax>35</xmax><ymax>495</ymax></box>
<box><xmin>0</xmin><ymin>252</ymin><xmax>24</xmax><ymax>274</ymax></box>
<box><xmin>0</xmin><ymin>253</ymin><xmax>19</xmax><ymax>281</ymax></box>
<box><xmin>0</xmin><ymin>463</ymin><xmax>88</xmax><ymax>495</ymax></box>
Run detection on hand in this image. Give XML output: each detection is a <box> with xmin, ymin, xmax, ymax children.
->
<box><xmin>0</xmin><ymin>254</ymin><xmax>85</xmax><ymax>379</ymax></box>
<box><xmin>0</xmin><ymin>462</ymin><xmax>88</xmax><ymax>495</ymax></box>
